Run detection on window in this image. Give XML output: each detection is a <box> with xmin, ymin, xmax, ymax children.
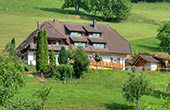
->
<box><xmin>93</xmin><ymin>34</ymin><xmax>96</xmax><ymax>37</ymax></box>
<box><xmin>74</xmin><ymin>43</ymin><xmax>86</xmax><ymax>48</ymax></box>
<box><xmin>97</xmin><ymin>44</ymin><xmax>100</xmax><ymax>48</ymax></box>
<box><xmin>78</xmin><ymin>33</ymin><xmax>82</xmax><ymax>36</ymax></box>
<box><xmin>89</xmin><ymin>34</ymin><xmax>93</xmax><ymax>37</ymax></box>
<box><xmin>89</xmin><ymin>33</ymin><xmax>101</xmax><ymax>38</ymax></box>
<box><xmin>97</xmin><ymin>34</ymin><xmax>100</xmax><ymax>38</ymax></box>
<box><xmin>93</xmin><ymin>44</ymin><xmax>105</xmax><ymax>49</ymax></box>
<box><xmin>101</xmin><ymin>44</ymin><xmax>104</xmax><ymax>48</ymax></box>
<box><xmin>56</xmin><ymin>42</ymin><xmax>59</xmax><ymax>46</ymax></box>
<box><xmin>114</xmin><ymin>58</ymin><xmax>118</xmax><ymax>63</ymax></box>
<box><xmin>93</xmin><ymin>44</ymin><xmax>96</xmax><ymax>48</ymax></box>
<box><xmin>70</xmin><ymin>32</ymin><xmax>82</xmax><ymax>36</ymax></box>
<box><xmin>70</xmin><ymin>32</ymin><xmax>74</xmax><ymax>36</ymax></box>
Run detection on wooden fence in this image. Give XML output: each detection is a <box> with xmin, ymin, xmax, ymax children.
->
<box><xmin>89</xmin><ymin>60</ymin><xmax>123</xmax><ymax>70</ymax></box>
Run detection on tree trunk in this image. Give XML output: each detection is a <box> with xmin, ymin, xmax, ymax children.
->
<box><xmin>42</xmin><ymin>102</ymin><xmax>45</xmax><ymax>110</ymax></box>
<box><xmin>64</xmin><ymin>77</ymin><xmax>67</xmax><ymax>84</ymax></box>
<box><xmin>74</xmin><ymin>1</ymin><xmax>79</xmax><ymax>14</ymax></box>
<box><xmin>136</xmin><ymin>100</ymin><xmax>141</xmax><ymax>110</ymax></box>
<box><xmin>41</xmin><ymin>70</ymin><xmax>43</xmax><ymax>78</ymax></box>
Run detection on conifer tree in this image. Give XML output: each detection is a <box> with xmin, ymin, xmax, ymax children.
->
<box><xmin>73</xmin><ymin>46</ymin><xmax>90</xmax><ymax>78</ymax></box>
<box><xmin>67</xmin><ymin>47</ymin><xmax>73</xmax><ymax>59</ymax></box>
<box><xmin>5</xmin><ymin>38</ymin><xmax>16</xmax><ymax>56</ymax></box>
<box><xmin>43</xmin><ymin>30</ymin><xmax>49</xmax><ymax>71</ymax></box>
<box><xmin>50</xmin><ymin>48</ymin><xmax>56</xmax><ymax>65</ymax></box>
<box><xmin>36</xmin><ymin>30</ymin><xmax>45</xmax><ymax>77</ymax></box>
<box><xmin>58</xmin><ymin>46</ymin><xmax>68</xmax><ymax>64</ymax></box>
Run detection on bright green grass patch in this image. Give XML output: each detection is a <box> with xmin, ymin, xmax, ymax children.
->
<box><xmin>11</xmin><ymin>70</ymin><xmax>170</xmax><ymax>110</ymax></box>
<box><xmin>25</xmin><ymin>65</ymin><xmax>37</xmax><ymax>72</ymax></box>
<box><xmin>129</xmin><ymin>37</ymin><xmax>161</xmax><ymax>54</ymax></box>
<box><xmin>131</xmin><ymin>2</ymin><xmax>170</xmax><ymax>22</ymax></box>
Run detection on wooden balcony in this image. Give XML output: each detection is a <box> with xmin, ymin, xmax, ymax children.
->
<box><xmin>30</xmin><ymin>43</ymin><xmax>69</xmax><ymax>50</ymax></box>
<box><xmin>89</xmin><ymin>60</ymin><xmax>123</xmax><ymax>70</ymax></box>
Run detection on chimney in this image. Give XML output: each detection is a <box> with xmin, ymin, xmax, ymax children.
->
<box><xmin>53</xmin><ymin>19</ymin><xmax>59</xmax><ymax>24</ymax></box>
<box><xmin>37</xmin><ymin>21</ymin><xmax>41</xmax><ymax>29</ymax></box>
<box><xmin>93</xmin><ymin>20</ymin><xmax>97</xmax><ymax>29</ymax></box>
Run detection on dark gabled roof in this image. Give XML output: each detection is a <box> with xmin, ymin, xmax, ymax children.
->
<box><xmin>83</xmin><ymin>25</ymin><xmax>102</xmax><ymax>33</ymax></box>
<box><xmin>17</xmin><ymin>20</ymin><xmax>132</xmax><ymax>55</ymax></box>
<box><xmin>153</xmin><ymin>56</ymin><xmax>170</xmax><ymax>61</ymax></box>
<box><xmin>41</xmin><ymin>21</ymin><xmax>65</xmax><ymax>39</ymax></box>
<box><xmin>133</xmin><ymin>55</ymin><xmax>160</xmax><ymax>65</ymax></box>
<box><xmin>16</xmin><ymin>30</ymin><xmax>37</xmax><ymax>51</ymax></box>
<box><xmin>88</xmin><ymin>37</ymin><xmax>107</xmax><ymax>43</ymax></box>
<box><xmin>65</xmin><ymin>24</ymin><xmax>85</xmax><ymax>32</ymax></box>
<box><xmin>70</xmin><ymin>36</ymin><xmax>88</xmax><ymax>42</ymax></box>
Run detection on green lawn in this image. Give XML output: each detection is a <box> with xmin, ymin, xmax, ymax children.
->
<box><xmin>11</xmin><ymin>70</ymin><xmax>170</xmax><ymax>110</ymax></box>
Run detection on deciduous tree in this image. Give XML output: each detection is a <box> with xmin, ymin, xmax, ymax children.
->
<box><xmin>156</xmin><ymin>22</ymin><xmax>170</xmax><ymax>54</ymax></box>
<box><xmin>62</xmin><ymin>0</ymin><xmax>90</xmax><ymax>14</ymax></box>
<box><xmin>0</xmin><ymin>56</ymin><xmax>25</xmax><ymax>104</ymax></box>
<box><xmin>90</xmin><ymin>0</ymin><xmax>132</xmax><ymax>21</ymax></box>
<box><xmin>122</xmin><ymin>74</ymin><xmax>153</xmax><ymax>110</ymax></box>
<box><xmin>95</xmin><ymin>52</ymin><xmax>101</xmax><ymax>62</ymax></box>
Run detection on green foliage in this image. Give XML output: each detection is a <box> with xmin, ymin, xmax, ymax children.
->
<box><xmin>156</xmin><ymin>22</ymin><xmax>170</xmax><ymax>54</ymax></box>
<box><xmin>90</xmin><ymin>0</ymin><xmax>132</xmax><ymax>21</ymax></box>
<box><xmin>4</xmin><ymin>98</ymin><xmax>40</xmax><ymax>110</ymax></box>
<box><xmin>62</xmin><ymin>0</ymin><xmax>90</xmax><ymax>14</ymax></box>
<box><xmin>43</xmin><ymin>30</ymin><xmax>49</xmax><ymax>72</ymax></box>
<box><xmin>95</xmin><ymin>52</ymin><xmax>101</xmax><ymax>62</ymax></box>
<box><xmin>142</xmin><ymin>103</ymin><xmax>154</xmax><ymax>110</ymax></box>
<box><xmin>166</xmin><ymin>82</ymin><xmax>170</xmax><ymax>91</ymax></box>
<box><xmin>67</xmin><ymin>48</ymin><xmax>73</xmax><ymax>59</ymax></box>
<box><xmin>36</xmin><ymin>30</ymin><xmax>45</xmax><ymax>72</ymax></box>
<box><xmin>73</xmin><ymin>46</ymin><xmax>90</xmax><ymax>78</ymax></box>
<box><xmin>0</xmin><ymin>56</ymin><xmax>25</xmax><ymax>104</ymax></box>
<box><xmin>58</xmin><ymin>46</ymin><xmax>68</xmax><ymax>64</ymax></box>
<box><xmin>57</xmin><ymin>64</ymin><xmax>74</xmax><ymax>81</ymax></box>
<box><xmin>34</xmin><ymin>85</ymin><xmax>52</xmax><ymax>103</ymax></box>
<box><xmin>122</xmin><ymin>74</ymin><xmax>153</xmax><ymax>110</ymax></box>
<box><xmin>5</xmin><ymin>37</ymin><xmax>17</xmax><ymax>57</ymax></box>
<box><xmin>161</xmin><ymin>97</ymin><xmax>170</xmax><ymax>110</ymax></box>
<box><xmin>48</xmin><ymin>49</ymin><xmax>59</xmax><ymax>79</ymax></box>
<box><xmin>50</xmin><ymin>49</ymin><xmax>56</xmax><ymax>65</ymax></box>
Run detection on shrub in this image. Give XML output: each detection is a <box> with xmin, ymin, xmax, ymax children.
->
<box><xmin>57</xmin><ymin>64</ymin><xmax>74</xmax><ymax>83</ymax></box>
<box><xmin>4</xmin><ymin>98</ymin><xmax>40</xmax><ymax>110</ymax></box>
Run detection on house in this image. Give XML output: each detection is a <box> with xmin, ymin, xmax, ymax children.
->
<box><xmin>16</xmin><ymin>19</ymin><xmax>132</xmax><ymax>70</ymax></box>
<box><xmin>131</xmin><ymin>55</ymin><xmax>170</xmax><ymax>71</ymax></box>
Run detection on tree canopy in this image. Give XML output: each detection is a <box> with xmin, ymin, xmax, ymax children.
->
<box><xmin>95</xmin><ymin>52</ymin><xmax>101</xmax><ymax>62</ymax></box>
<box><xmin>156</xmin><ymin>22</ymin><xmax>170</xmax><ymax>54</ymax></box>
<box><xmin>62</xmin><ymin>0</ymin><xmax>90</xmax><ymax>14</ymax></box>
<box><xmin>0</xmin><ymin>55</ymin><xmax>25</xmax><ymax>104</ymax></box>
<box><xmin>90</xmin><ymin>0</ymin><xmax>132</xmax><ymax>21</ymax></box>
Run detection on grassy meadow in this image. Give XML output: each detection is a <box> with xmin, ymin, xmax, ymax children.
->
<box><xmin>0</xmin><ymin>1</ymin><xmax>170</xmax><ymax>55</ymax></box>
<box><xmin>10</xmin><ymin>70</ymin><xmax>170</xmax><ymax>110</ymax></box>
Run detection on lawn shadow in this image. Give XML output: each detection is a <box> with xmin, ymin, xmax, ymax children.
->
<box><xmin>104</xmin><ymin>102</ymin><xmax>135</xmax><ymax>110</ymax></box>
<box><xmin>150</xmin><ymin>89</ymin><xmax>170</xmax><ymax>99</ymax></box>
<box><xmin>35</xmin><ymin>7</ymin><xmax>101</xmax><ymax>20</ymax></box>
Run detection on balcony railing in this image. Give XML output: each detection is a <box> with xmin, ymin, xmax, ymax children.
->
<box><xmin>90</xmin><ymin>60</ymin><xmax>123</xmax><ymax>70</ymax></box>
<box><xmin>30</xmin><ymin>43</ymin><xmax>69</xmax><ymax>50</ymax></box>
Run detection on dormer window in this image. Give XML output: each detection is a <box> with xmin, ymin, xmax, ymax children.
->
<box><xmin>93</xmin><ymin>43</ymin><xmax>105</xmax><ymax>49</ymax></box>
<box><xmin>89</xmin><ymin>33</ymin><xmax>101</xmax><ymax>38</ymax></box>
<box><xmin>74</xmin><ymin>43</ymin><xmax>86</xmax><ymax>48</ymax></box>
<box><xmin>70</xmin><ymin>32</ymin><xmax>82</xmax><ymax>37</ymax></box>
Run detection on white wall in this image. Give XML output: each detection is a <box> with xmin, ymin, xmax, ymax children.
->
<box><xmin>150</xmin><ymin>63</ymin><xmax>157</xmax><ymax>71</ymax></box>
<box><xmin>27</xmin><ymin>51</ymin><xmax>35</xmax><ymax>65</ymax></box>
<box><xmin>27</xmin><ymin>51</ymin><xmax>59</xmax><ymax>66</ymax></box>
